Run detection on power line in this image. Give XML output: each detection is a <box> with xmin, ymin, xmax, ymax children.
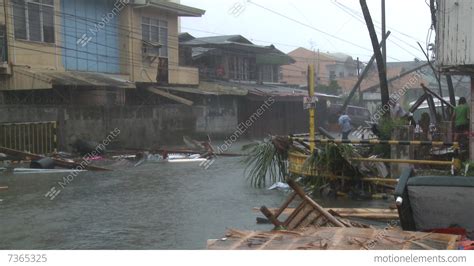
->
<box><xmin>246</xmin><ymin>1</ymin><xmax>373</xmax><ymax>53</ymax></box>
<box><xmin>331</xmin><ymin>1</ymin><xmax>424</xmax><ymax>59</ymax></box>
<box><xmin>1</xmin><ymin>3</ymin><xmax>369</xmax><ymax>69</ymax></box>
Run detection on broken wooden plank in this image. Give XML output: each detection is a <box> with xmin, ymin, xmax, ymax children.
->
<box><xmin>260</xmin><ymin>206</ymin><xmax>283</xmax><ymax>227</ymax></box>
<box><xmin>287</xmin><ymin>179</ymin><xmax>345</xmax><ymax>227</ymax></box>
<box><xmin>0</xmin><ymin>147</ymin><xmax>111</xmax><ymax>171</ymax></box>
<box><xmin>146</xmin><ymin>87</ymin><xmax>194</xmax><ymax>106</ymax></box>
<box><xmin>255</xmin><ymin>207</ymin><xmax>399</xmax><ymax>221</ymax></box>
<box><xmin>273</xmin><ymin>191</ymin><xmax>297</xmax><ymax>219</ymax></box>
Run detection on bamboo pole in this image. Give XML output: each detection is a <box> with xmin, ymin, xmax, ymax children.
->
<box><xmin>350</xmin><ymin>157</ymin><xmax>453</xmax><ymax>166</ymax></box>
<box><xmin>290</xmin><ymin>137</ymin><xmax>459</xmax><ymax>147</ymax></box>
<box><xmin>254</xmin><ymin>207</ymin><xmax>399</xmax><ymax>221</ymax></box>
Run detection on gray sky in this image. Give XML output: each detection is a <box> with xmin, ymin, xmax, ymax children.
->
<box><xmin>180</xmin><ymin>0</ymin><xmax>433</xmax><ymax>63</ymax></box>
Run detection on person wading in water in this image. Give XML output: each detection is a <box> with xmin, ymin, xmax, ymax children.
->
<box><xmin>338</xmin><ymin>111</ymin><xmax>353</xmax><ymax>140</ymax></box>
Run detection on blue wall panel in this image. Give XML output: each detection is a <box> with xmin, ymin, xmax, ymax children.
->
<box><xmin>62</xmin><ymin>0</ymin><xmax>120</xmax><ymax>74</ymax></box>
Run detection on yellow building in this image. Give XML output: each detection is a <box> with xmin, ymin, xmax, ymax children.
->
<box><xmin>0</xmin><ymin>0</ymin><xmax>204</xmax><ymax>104</ymax></box>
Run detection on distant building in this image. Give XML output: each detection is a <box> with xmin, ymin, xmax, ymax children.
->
<box><xmin>280</xmin><ymin>47</ymin><xmax>359</xmax><ymax>92</ymax></box>
<box><xmin>179</xmin><ymin>34</ymin><xmax>294</xmax><ymax>83</ymax></box>
<box><xmin>361</xmin><ymin>61</ymin><xmax>470</xmax><ymax>114</ymax></box>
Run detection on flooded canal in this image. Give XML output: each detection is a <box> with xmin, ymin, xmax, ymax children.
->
<box><xmin>0</xmin><ymin>143</ymin><xmax>391</xmax><ymax>250</ymax></box>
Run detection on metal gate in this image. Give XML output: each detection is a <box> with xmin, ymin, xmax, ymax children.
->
<box><xmin>0</xmin><ymin>121</ymin><xmax>57</xmax><ymax>154</ymax></box>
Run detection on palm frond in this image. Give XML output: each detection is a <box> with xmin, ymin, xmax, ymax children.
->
<box><xmin>242</xmin><ymin>137</ymin><xmax>289</xmax><ymax>188</ymax></box>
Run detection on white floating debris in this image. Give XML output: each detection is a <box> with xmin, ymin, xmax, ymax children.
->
<box><xmin>268</xmin><ymin>182</ymin><xmax>290</xmax><ymax>191</ymax></box>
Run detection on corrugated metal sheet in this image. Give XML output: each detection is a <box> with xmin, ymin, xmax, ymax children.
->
<box><xmin>437</xmin><ymin>0</ymin><xmax>474</xmax><ymax>67</ymax></box>
<box><xmin>40</xmin><ymin>71</ymin><xmax>135</xmax><ymax>89</ymax></box>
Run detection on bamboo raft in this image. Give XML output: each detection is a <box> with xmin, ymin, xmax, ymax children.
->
<box><xmin>207</xmin><ymin>227</ymin><xmax>460</xmax><ymax>250</ymax></box>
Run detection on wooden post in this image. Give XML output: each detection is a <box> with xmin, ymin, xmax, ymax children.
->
<box><xmin>381</xmin><ymin>0</ymin><xmax>387</xmax><ymax>71</ymax></box>
<box><xmin>471</xmin><ymin>76</ymin><xmax>474</xmax><ymax>161</ymax></box>
<box><xmin>446</xmin><ymin>75</ymin><xmax>457</xmax><ymax>107</ymax></box>
<box><xmin>308</xmin><ymin>65</ymin><xmax>316</xmax><ymax>152</ymax></box>
<box><xmin>341</xmin><ymin>32</ymin><xmax>391</xmax><ymax>112</ymax></box>
<box><xmin>360</xmin><ymin>0</ymin><xmax>390</xmax><ymax>116</ymax></box>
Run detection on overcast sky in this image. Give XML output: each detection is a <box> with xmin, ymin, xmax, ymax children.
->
<box><xmin>180</xmin><ymin>0</ymin><xmax>433</xmax><ymax>63</ymax></box>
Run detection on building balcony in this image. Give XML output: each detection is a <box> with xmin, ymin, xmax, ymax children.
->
<box><xmin>169</xmin><ymin>66</ymin><xmax>199</xmax><ymax>86</ymax></box>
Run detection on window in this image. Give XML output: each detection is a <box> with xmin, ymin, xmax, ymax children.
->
<box><xmin>0</xmin><ymin>26</ymin><xmax>6</xmax><ymax>61</ymax></box>
<box><xmin>259</xmin><ymin>65</ymin><xmax>278</xmax><ymax>83</ymax></box>
<box><xmin>229</xmin><ymin>56</ymin><xmax>250</xmax><ymax>81</ymax></box>
<box><xmin>142</xmin><ymin>17</ymin><xmax>168</xmax><ymax>58</ymax></box>
<box><xmin>13</xmin><ymin>0</ymin><xmax>55</xmax><ymax>43</ymax></box>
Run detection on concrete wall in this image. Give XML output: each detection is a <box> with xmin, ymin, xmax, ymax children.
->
<box><xmin>0</xmin><ymin>99</ymin><xmax>239</xmax><ymax>151</ymax></box>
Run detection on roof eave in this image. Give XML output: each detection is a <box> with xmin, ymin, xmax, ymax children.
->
<box><xmin>134</xmin><ymin>2</ymin><xmax>205</xmax><ymax>17</ymax></box>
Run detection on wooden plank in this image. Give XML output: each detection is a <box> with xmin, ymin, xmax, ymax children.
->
<box><xmin>146</xmin><ymin>87</ymin><xmax>194</xmax><ymax>106</ymax></box>
<box><xmin>260</xmin><ymin>206</ymin><xmax>283</xmax><ymax>227</ymax></box>
<box><xmin>274</xmin><ymin>191</ymin><xmax>297</xmax><ymax>219</ymax></box>
<box><xmin>287</xmin><ymin>179</ymin><xmax>345</xmax><ymax>227</ymax></box>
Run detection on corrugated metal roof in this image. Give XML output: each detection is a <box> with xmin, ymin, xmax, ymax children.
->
<box><xmin>133</xmin><ymin>0</ymin><xmax>205</xmax><ymax>17</ymax></box>
<box><xmin>38</xmin><ymin>71</ymin><xmax>136</xmax><ymax>89</ymax></box>
<box><xmin>181</xmin><ymin>35</ymin><xmax>295</xmax><ymax>64</ymax></box>
<box><xmin>158</xmin><ymin>81</ymin><xmax>248</xmax><ymax>96</ymax></box>
<box><xmin>182</xmin><ymin>35</ymin><xmax>252</xmax><ymax>45</ymax></box>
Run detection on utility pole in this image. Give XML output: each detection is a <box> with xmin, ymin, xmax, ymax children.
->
<box><xmin>308</xmin><ymin>65</ymin><xmax>316</xmax><ymax>153</ymax></box>
<box><xmin>357</xmin><ymin>57</ymin><xmax>361</xmax><ymax>105</ymax></box>
<box><xmin>360</xmin><ymin>0</ymin><xmax>390</xmax><ymax>116</ymax></box>
<box><xmin>381</xmin><ymin>0</ymin><xmax>387</xmax><ymax>70</ymax></box>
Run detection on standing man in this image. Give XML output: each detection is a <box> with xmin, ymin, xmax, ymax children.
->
<box><xmin>452</xmin><ymin>97</ymin><xmax>470</xmax><ymax>143</ymax></box>
<box><xmin>338</xmin><ymin>111</ymin><xmax>352</xmax><ymax>140</ymax></box>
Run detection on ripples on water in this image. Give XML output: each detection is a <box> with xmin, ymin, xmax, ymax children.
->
<box><xmin>0</xmin><ymin>144</ymin><xmax>391</xmax><ymax>249</ymax></box>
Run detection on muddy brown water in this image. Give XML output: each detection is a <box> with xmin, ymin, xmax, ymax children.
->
<box><xmin>0</xmin><ymin>143</ymin><xmax>391</xmax><ymax>249</ymax></box>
